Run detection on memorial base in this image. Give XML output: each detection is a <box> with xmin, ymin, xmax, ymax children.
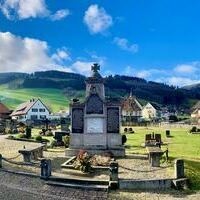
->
<box><xmin>65</xmin><ymin>147</ymin><xmax>125</xmax><ymax>157</ymax></box>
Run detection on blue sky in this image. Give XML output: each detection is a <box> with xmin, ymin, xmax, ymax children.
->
<box><xmin>0</xmin><ymin>0</ymin><xmax>200</xmax><ymax>86</ymax></box>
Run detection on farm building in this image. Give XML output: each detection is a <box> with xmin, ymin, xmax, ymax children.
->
<box><xmin>121</xmin><ymin>93</ymin><xmax>143</xmax><ymax>125</ymax></box>
<box><xmin>0</xmin><ymin>102</ymin><xmax>12</xmax><ymax>120</ymax></box>
<box><xmin>191</xmin><ymin>101</ymin><xmax>200</xmax><ymax>124</ymax></box>
<box><xmin>11</xmin><ymin>99</ymin><xmax>50</xmax><ymax>122</ymax></box>
<box><xmin>142</xmin><ymin>102</ymin><xmax>162</xmax><ymax>120</ymax></box>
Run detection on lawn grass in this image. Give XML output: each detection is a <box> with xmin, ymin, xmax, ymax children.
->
<box><xmin>123</xmin><ymin>126</ymin><xmax>200</xmax><ymax>190</ymax></box>
<box><xmin>0</xmin><ymin>85</ymin><xmax>70</xmax><ymax>112</ymax></box>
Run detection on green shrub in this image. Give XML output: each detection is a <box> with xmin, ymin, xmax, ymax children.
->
<box><xmin>49</xmin><ymin>139</ymin><xmax>57</xmax><ymax>148</ymax></box>
<box><xmin>25</xmin><ymin>127</ymin><xmax>32</xmax><ymax>138</ymax></box>
<box><xmin>190</xmin><ymin>126</ymin><xmax>197</xmax><ymax>133</ymax></box>
<box><xmin>4</xmin><ymin>128</ymin><xmax>12</xmax><ymax>134</ymax></box>
<box><xmin>7</xmin><ymin>135</ymin><xmax>14</xmax><ymax>139</ymax></box>
<box><xmin>63</xmin><ymin>135</ymin><xmax>70</xmax><ymax>147</ymax></box>
<box><xmin>46</xmin><ymin>131</ymin><xmax>54</xmax><ymax>137</ymax></box>
<box><xmin>35</xmin><ymin>135</ymin><xmax>43</xmax><ymax>141</ymax></box>
<box><xmin>16</xmin><ymin>133</ymin><xmax>26</xmax><ymax>139</ymax></box>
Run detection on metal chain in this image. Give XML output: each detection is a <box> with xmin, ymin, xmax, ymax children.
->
<box><xmin>2</xmin><ymin>157</ymin><xmax>40</xmax><ymax>167</ymax></box>
<box><xmin>119</xmin><ymin>163</ymin><xmax>173</xmax><ymax>173</ymax></box>
<box><xmin>2</xmin><ymin>154</ymin><xmax>21</xmax><ymax>161</ymax></box>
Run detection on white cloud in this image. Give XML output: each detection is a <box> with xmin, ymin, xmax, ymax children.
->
<box><xmin>70</xmin><ymin>61</ymin><xmax>94</xmax><ymax>76</ymax></box>
<box><xmin>52</xmin><ymin>48</ymin><xmax>71</xmax><ymax>63</ymax></box>
<box><xmin>50</xmin><ymin>9</ymin><xmax>70</xmax><ymax>21</ymax></box>
<box><xmin>0</xmin><ymin>0</ymin><xmax>49</xmax><ymax>19</ymax></box>
<box><xmin>167</xmin><ymin>77</ymin><xmax>200</xmax><ymax>87</ymax></box>
<box><xmin>174</xmin><ymin>64</ymin><xmax>197</xmax><ymax>74</ymax></box>
<box><xmin>113</xmin><ymin>37</ymin><xmax>138</xmax><ymax>53</ymax></box>
<box><xmin>136</xmin><ymin>70</ymin><xmax>151</xmax><ymax>79</ymax></box>
<box><xmin>124</xmin><ymin>66</ymin><xmax>135</xmax><ymax>75</ymax></box>
<box><xmin>0</xmin><ymin>32</ymin><xmax>72</xmax><ymax>72</ymax></box>
<box><xmin>83</xmin><ymin>4</ymin><xmax>113</xmax><ymax>34</ymax></box>
<box><xmin>0</xmin><ymin>0</ymin><xmax>70</xmax><ymax>20</ymax></box>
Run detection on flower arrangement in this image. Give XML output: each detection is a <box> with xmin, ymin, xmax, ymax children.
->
<box><xmin>73</xmin><ymin>150</ymin><xmax>91</xmax><ymax>173</ymax></box>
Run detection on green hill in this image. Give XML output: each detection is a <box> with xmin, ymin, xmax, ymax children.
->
<box><xmin>0</xmin><ymin>70</ymin><xmax>199</xmax><ymax>112</ymax></box>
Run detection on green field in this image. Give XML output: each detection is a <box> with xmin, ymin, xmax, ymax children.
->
<box><xmin>124</xmin><ymin>126</ymin><xmax>200</xmax><ymax>190</ymax></box>
<box><xmin>0</xmin><ymin>85</ymin><xmax>70</xmax><ymax>112</ymax></box>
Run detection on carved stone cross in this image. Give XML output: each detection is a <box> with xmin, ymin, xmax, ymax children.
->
<box><xmin>91</xmin><ymin>63</ymin><xmax>100</xmax><ymax>73</ymax></box>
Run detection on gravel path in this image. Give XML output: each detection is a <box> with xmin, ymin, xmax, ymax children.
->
<box><xmin>0</xmin><ymin>171</ymin><xmax>108</xmax><ymax>200</ymax></box>
<box><xmin>117</xmin><ymin>156</ymin><xmax>174</xmax><ymax>180</ymax></box>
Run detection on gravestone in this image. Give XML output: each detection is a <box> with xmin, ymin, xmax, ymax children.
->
<box><xmin>66</xmin><ymin>64</ymin><xmax>125</xmax><ymax>157</ymax></box>
<box><xmin>61</xmin><ymin>117</ymin><xmax>70</xmax><ymax>132</ymax></box>
<box><xmin>54</xmin><ymin>132</ymin><xmax>69</xmax><ymax>146</ymax></box>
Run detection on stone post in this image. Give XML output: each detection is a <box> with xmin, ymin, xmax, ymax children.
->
<box><xmin>174</xmin><ymin>159</ymin><xmax>184</xmax><ymax>179</ymax></box>
<box><xmin>40</xmin><ymin>159</ymin><xmax>52</xmax><ymax>179</ymax></box>
<box><xmin>0</xmin><ymin>154</ymin><xmax>2</xmax><ymax>168</ymax></box>
<box><xmin>166</xmin><ymin>130</ymin><xmax>170</xmax><ymax>137</ymax></box>
<box><xmin>109</xmin><ymin>161</ymin><xmax>119</xmax><ymax>189</ymax></box>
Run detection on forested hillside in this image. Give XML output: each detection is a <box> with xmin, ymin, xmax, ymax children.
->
<box><xmin>0</xmin><ymin>70</ymin><xmax>199</xmax><ymax>111</ymax></box>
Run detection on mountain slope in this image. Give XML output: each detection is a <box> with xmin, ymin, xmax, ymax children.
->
<box><xmin>0</xmin><ymin>70</ymin><xmax>199</xmax><ymax>112</ymax></box>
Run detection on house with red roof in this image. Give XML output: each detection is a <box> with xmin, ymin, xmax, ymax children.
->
<box><xmin>11</xmin><ymin>99</ymin><xmax>50</xmax><ymax>122</ymax></box>
<box><xmin>0</xmin><ymin>102</ymin><xmax>12</xmax><ymax>120</ymax></box>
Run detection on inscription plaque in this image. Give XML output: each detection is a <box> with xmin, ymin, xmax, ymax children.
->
<box><xmin>86</xmin><ymin>118</ymin><xmax>104</xmax><ymax>133</ymax></box>
<box><xmin>86</xmin><ymin>94</ymin><xmax>103</xmax><ymax>114</ymax></box>
<box><xmin>107</xmin><ymin>107</ymin><xmax>120</xmax><ymax>133</ymax></box>
<box><xmin>72</xmin><ymin>108</ymin><xmax>84</xmax><ymax>133</ymax></box>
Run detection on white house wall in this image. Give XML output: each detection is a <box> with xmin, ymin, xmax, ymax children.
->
<box><xmin>26</xmin><ymin>100</ymin><xmax>50</xmax><ymax>120</ymax></box>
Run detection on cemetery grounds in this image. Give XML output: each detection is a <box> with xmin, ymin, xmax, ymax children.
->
<box><xmin>0</xmin><ymin>126</ymin><xmax>200</xmax><ymax>200</ymax></box>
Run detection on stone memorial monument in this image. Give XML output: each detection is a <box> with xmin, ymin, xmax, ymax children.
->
<box><xmin>65</xmin><ymin>63</ymin><xmax>125</xmax><ymax>157</ymax></box>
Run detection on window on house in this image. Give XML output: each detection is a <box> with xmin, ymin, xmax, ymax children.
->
<box><xmin>32</xmin><ymin>108</ymin><xmax>38</xmax><ymax>112</ymax></box>
<box><xmin>31</xmin><ymin>115</ymin><xmax>38</xmax><ymax>120</ymax></box>
<box><xmin>40</xmin><ymin>115</ymin><xmax>46</xmax><ymax>119</ymax></box>
<box><xmin>39</xmin><ymin>108</ymin><xmax>45</xmax><ymax>112</ymax></box>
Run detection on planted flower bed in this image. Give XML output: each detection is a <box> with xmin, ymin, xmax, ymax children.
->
<box><xmin>61</xmin><ymin>150</ymin><xmax>113</xmax><ymax>173</ymax></box>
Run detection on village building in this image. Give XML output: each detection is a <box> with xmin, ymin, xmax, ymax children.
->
<box><xmin>121</xmin><ymin>93</ymin><xmax>143</xmax><ymax>125</ymax></box>
<box><xmin>191</xmin><ymin>101</ymin><xmax>200</xmax><ymax>124</ymax></box>
<box><xmin>11</xmin><ymin>99</ymin><xmax>50</xmax><ymax>122</ymax></box>
<box><xmin>142</xmin><ymin>102</ymin><xmax>161</xmax><ymax>120</ymax></box>
<box><xmin>0</xmin><ymin>102</ymin><xmax>12</xmax><ymax>120</ymax></box>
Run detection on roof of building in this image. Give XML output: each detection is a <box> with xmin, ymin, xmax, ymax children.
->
<box><xmin>121</xmin><ymin>95</ymin><xmax>142</xmax><ymax>112</ymax></box>
<box><xmin>192</xmin><ymin>101</ymin><xmax>200</xmax><ymax>111</ymax></box>
<box><xmin>192</xmin><ymin>109</ymin><xmax>199</xmax><ymax>115</ymax></box>
<box><xmin>150</xmin><ymin>102</ymin><xmax>162</xmax><ymax>111</ymax></box>
<box><xmin>0</xmin><ymin>102</ymin><xmax>11</xmax><ymax>114</ymax></box>
<box><xmin>11</xmin><ymin>99</ymin><xmax>49</xmax><ymax>116</ymax></box>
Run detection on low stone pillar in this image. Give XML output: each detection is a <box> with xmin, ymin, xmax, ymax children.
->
<box><xmin>0</xmin><ymin>154</ymin><xmax>2</xmax><ymax>168</ymax></box>
<box><xmin>109</xmin><ymin>161</ymin><xmax>119</xmax><ymax>189</ymax></box>
<box><xmin>174</xmin><ymin>159</ymin><xmax>184</xmax><ymax>179</ymax></box>
<box><xmin>40</xmin><ymin>159</ymin><xmax>52</xmax><ymax>179</ymax></box>
<box><xmin>166</xmin><ymin>130</ymin><xmax>170</xmax><ymax>137</ymax></box>
<box><xmin>151</xmin><ymin>153</ymin><xmax>161</xmax><ymax>167</ymax></box>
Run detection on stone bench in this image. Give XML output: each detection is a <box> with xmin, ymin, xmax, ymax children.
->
<box><xmin>19</xmin><ymin>145</ymin><xmax>45</xmax><ymax>162</ymax></box>
<box><xmin>146</xmin><ymin>147</ymin><xmax>163</xmax><ymax>167</ymax></box>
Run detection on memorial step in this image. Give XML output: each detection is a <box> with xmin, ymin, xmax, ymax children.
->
<box><xmin>48</xmin><ymin>176</ymin><xmax>109</xmax><ymax>186</ymax></box>
<box><xmin>46</xmin><ymin>180</ymin><xmax>109</xmax><ymax>191</ymax></box>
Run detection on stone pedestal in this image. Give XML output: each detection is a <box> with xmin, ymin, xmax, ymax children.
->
<box><xmin>146</xmin><ymin>147</ymin><xmax>163</xmax><ymax>167</ymax></box>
